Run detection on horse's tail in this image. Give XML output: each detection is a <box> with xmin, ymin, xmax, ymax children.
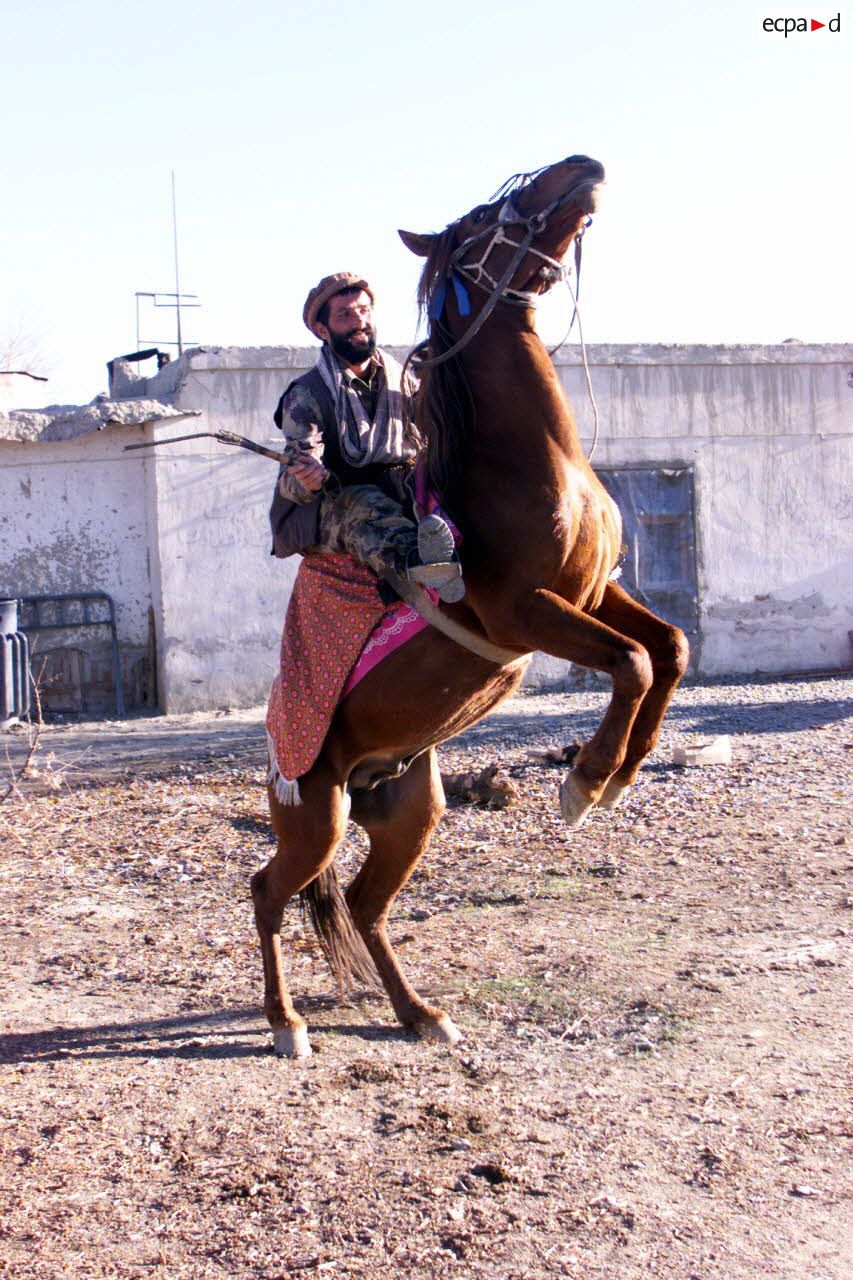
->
<box><xmin>300</xmin><ymin>866</ymin><xmax>378</xmax><ymax>993</ymax></box>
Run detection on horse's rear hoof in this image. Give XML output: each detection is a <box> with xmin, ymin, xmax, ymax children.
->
<box><xmin>416</xmin><ymin>1013</ymin><xmax>463</xmax><ymax>1046</ymax></box>
<box><xmin>560</xmin><ymin>772</ymin><xmax>594</xmax><ymax>828</ymax></box>
<box><xmin>598</xmin><ymin>779</ymin><xmax>630</xmax><ymax>810</ymax></box>
<box><xmin>273</xmin><ymin>1025</ymin><xmax>312</xmax><ymax>1059</ymax></box>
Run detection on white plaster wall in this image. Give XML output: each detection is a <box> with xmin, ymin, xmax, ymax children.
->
<box><xmin>0</xmin><ymin>425</ymin><xmax>155</xmax><ymax>694</ymax></box>
<box><xmin>8</xmin><ymin>342</ymin><xmax>847</xmax><ymax>716</ymax></box>
<box><xmin>138</xmin><ymin>341</ymin><xmax>852</xmax><ymax>708</ymax></box>
<box><xmin>137</xmin><ymin>350</ymin><xmax>313</xmax><ymax>712</ymax></box>
<box><xmin>550</xmin><ymin>345</ymin><xmax>853</xmax><ymax>677</ymax></box>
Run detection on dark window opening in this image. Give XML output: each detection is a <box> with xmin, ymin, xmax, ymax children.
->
<box><xmin>595</xmin><ymin>466</ymin><xmax>699</xmax><ymax>646</ymax></box>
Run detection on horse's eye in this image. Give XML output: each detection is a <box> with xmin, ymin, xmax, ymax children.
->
<box><xmin>472</xmin><ymin>208</ymin><xmax>487</xmax><ymax>224</ymax></box>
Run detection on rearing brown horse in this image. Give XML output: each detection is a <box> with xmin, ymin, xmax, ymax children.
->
<box><xmin>252</xmin><ymin>153</ymin><xmax>688</xmax><ymax>1057</ymax></box>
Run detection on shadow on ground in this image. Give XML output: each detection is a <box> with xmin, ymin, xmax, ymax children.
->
<box><xmin>0</xmin><ymin>999</ymin><xmax>413</xmax><ymax>1066</ymax></box>
<box><xmin>459</xmin><ymin>691</ymin><xmax>853</xmax><ymax>748</ymax></box>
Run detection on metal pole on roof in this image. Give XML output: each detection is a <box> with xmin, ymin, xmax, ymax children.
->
<box><xmin>171</xmin><ymin>170</ymin><xmax>183</xmax><ymax>356</ymax></box>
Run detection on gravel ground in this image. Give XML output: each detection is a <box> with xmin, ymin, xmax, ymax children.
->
<box><xmin>0</xmin><ymin>673</ymin><xmax>850</xmax><ymax>1280</ymax></box>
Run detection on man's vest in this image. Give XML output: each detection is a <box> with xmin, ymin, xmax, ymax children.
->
<box><xmin>274</xmin><ymin>365</ymin><xmax>414</xmax><ymax>502</ymax></box>
<box><xmin>270</xmin><ymin>366</ymin><xmax>415</xmax><ymax>559</ymax></box>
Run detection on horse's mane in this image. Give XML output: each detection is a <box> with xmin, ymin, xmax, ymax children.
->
<box><xmin>412</xmin><ymin>166</ymin><xmax>547</xmax><ymax>518</ymax></box>
<box><xmin>412</xmin><ymin>229</ymin><xmax>476</xmax><ymax>521</ymax></box>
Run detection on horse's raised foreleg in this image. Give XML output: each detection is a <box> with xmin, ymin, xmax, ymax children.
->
<box><xmin>252</xmin><ymin>765</ymin><xmax>349</xmax><ymax>1058</ymax></box>
<box><xmin>347</xmin><ymin>749</ymin><xmax>461</xmax><ymax>1045</ymax></box>
<box><xmin>484</xmin><ymin>587</ymin><xmax>653</xmax><ymax>825</ymax></box>
<box><xmin>592</xmin><ymin>581</ymin><xmax>689</xmax><ymax>807</ymax></box>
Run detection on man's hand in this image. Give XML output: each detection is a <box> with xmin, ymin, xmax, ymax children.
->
<box><xmin>283</xmin><ymin>457</ymin><xmax>326</xmax><ymax>494</ymax></box>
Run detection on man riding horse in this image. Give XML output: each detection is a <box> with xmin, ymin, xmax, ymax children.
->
<box><xmin>269</xmin><ymin>272</ymin><xmax>464</xmax><ymax>603</ymax></box>
<box><xmin>253</xmin><ymin>157</ymin><xmax>689</xmax><ymax>1057</ymax></box>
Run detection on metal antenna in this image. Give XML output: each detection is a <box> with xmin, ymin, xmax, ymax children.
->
<box><xmin>171</xmin><ymin>169</ymin><xmax>183</xmax><ymax>356</ymax></box>
<box><xmin>133</xmin><ymin>172</ymin><xmax>200</xmax><ymax>358</ymax></box>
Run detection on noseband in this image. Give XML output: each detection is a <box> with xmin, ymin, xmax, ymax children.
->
<box><xmin>451</xmin><ymin>193</ymin><xmax>586</xmax><ymax>308</ymax></box>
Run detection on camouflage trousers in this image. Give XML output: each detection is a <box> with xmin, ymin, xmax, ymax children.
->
<box><xmin>318</xmin><ymin>484</ymin><xmax>417</xmax><ymax>578</ymax></box>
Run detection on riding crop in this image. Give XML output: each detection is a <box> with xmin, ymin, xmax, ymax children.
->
<box><xmin>123</xmin><ymin>429</ymin><xmax>321</xmax><ymax>471</ymax></box>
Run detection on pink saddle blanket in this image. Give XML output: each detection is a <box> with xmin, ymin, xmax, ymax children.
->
<box><xmin>265</xmin><ymin>552</ymin><xmax>432</xmax><ymax>802</ymax></box>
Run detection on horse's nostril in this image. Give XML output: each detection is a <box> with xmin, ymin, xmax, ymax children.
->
<box><xmin>565</xmin><ymin>154</ymin><xmax>592</xmax><ymax>166</ymax></box>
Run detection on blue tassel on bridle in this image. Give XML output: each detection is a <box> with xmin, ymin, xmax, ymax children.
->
<box><xmin>451</xmin><ymin>271</ymin><xmax>471</xmax><ymax>316</ymax></box>
<box><xmin>429</xmin><ymin>271</ymin><xmax>471</xmax><ymax>320</ymax></box>
<box><xmin>428</xmin><ymin>279</ymin><xmax>447</xmax><ymax>320</ymax></box>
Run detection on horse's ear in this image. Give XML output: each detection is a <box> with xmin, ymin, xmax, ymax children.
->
<box><xmin>398</xmin><ymin>229</ymin><xmax>435</xmax><ymax>257</ymax></box>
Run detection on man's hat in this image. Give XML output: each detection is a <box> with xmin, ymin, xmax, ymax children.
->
<box><xmin>302</xmin><ymin>272</ymin><xmax>374</xmax><ymax>337</ymax></box>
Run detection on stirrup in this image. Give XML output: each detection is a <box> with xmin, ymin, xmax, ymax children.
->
<box><xmin>407</xmin><ymin>560</ymin><xmax>466</xmax><ymax>603</ymax></box>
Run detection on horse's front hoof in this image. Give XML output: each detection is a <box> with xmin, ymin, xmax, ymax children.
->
<box><xmin>273</xmin><ymin>1025</ymin><xmax>312</xmax><ymax>1059</ymax></box>
<box><xmin>598</xmin><ymin>779</ymin><xmax>630</xmax><ymax>810</ymax></box>
<box><xmin>415</xmin><ymin>1013</ymin><xmax>463</xmax><ymax>1046</ymax></box>
<box><xmin>560</xmin><ymin>772</ymin><xmax>594</xmax><ymax>828</ymax></box>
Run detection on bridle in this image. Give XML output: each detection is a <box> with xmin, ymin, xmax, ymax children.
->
<box><xmin>452</xmin><ymin>195</ymin><xmax>584</xmax><ymax>309</ymax></box>
<box><xmin>408</xmin><ymin>174</ymin><xmax>601</xmax><ymax>458</ymax></box>
<box><xmin>411</xmin><ymin>184</ymin><xmax>591</xmax><ymax>369</ymax></box>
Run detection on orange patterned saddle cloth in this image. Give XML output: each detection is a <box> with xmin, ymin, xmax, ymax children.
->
<box><xmin>265</xmin><ymin>552</ymin><xmax>430</xmax><ymax>803</ymax></box>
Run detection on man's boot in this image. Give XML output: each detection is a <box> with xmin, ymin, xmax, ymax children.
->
<box><xmin>406</xmin><ymin>514</ymin><xmax>465</xmax><ymax>603</ymax></box>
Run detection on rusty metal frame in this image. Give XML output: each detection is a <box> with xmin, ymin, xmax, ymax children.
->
<box><xmin>17</xmin><ymin>592</ymin><xmax>125</xmax><ymax>717</ymax></box>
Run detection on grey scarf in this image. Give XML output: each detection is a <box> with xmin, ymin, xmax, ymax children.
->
<box><xmin>315</xmin><ymin>344</ymin><xmax>417</xmax><ymax>468</ymax></box>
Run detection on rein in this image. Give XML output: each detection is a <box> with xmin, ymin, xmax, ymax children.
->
<box><xmin>381</xmin><ymin>571</ymin><xmax>527</xmax><ymax>668</ymax></box>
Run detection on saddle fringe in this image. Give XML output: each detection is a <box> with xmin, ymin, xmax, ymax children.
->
<box><xmin>266</xmin><ymin>730</ymin><xmax>302</xmax><ymax>806</ymax></box>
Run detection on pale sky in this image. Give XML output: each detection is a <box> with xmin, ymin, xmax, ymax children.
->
<box><xmin>1</xmin><ymin>0</ymin><xmax>849</xmax><ymax>408</ymax></box>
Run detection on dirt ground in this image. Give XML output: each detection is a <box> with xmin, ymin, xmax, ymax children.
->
<box><xmin>0</xmin><ymin>674</ymin><xmax>850</xmax><ymax>1280</ymax></box>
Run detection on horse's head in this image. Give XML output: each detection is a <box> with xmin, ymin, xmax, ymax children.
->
<box><xmin>398</xmin><ymin>155</ymin><xmax>604</xmax><ymax>512</ymax></box>
<box><xmin>399</xmin><ymin>154</ymin><xmax>604</xmax><ymax>330</ymax></box>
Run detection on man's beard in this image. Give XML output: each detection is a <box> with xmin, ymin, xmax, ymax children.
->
<box><xmin>329</xmin><ymin>325</ymin><xmax>376</xmax><ymax>364</ymax></box>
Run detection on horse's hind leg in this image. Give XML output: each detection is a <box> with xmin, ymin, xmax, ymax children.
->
<box><xmin>251</xmin><ymin>766</ymin><xmax>348</xmax><ymax>1058</ymax></box>
<box><xmin>347</xmin><ymin>749</ymin><xmax>461</xmax><ymax>1046</ymax></box>
<box><xmin>593</xmin><ymin>581</ymin><xmax>689</xmax><ymax>807</ymax></box>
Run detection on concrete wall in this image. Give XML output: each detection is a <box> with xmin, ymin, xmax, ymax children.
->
<box><xmin>2</xmin><ymin>341</ymin><xmax>850</xmax><ymax>714</ymax></box>
<box><xmin>551</xmin><ymin>345</ymin><xmax>853</xmax><ymax>675</ymax></box>
<box><xmin>0</xmin><ymin>425</ymin><xmax>158</xmax><ymax>711</ymax></box>
<box><xmin>145</xmin><ymin>341</ymin><xmax>850</xmax><ymax>703</ymax></box>
<box><xmin>135</xmin><ymin>350</ymin><xmax>308</xmax><ymax>712</ymax></box>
